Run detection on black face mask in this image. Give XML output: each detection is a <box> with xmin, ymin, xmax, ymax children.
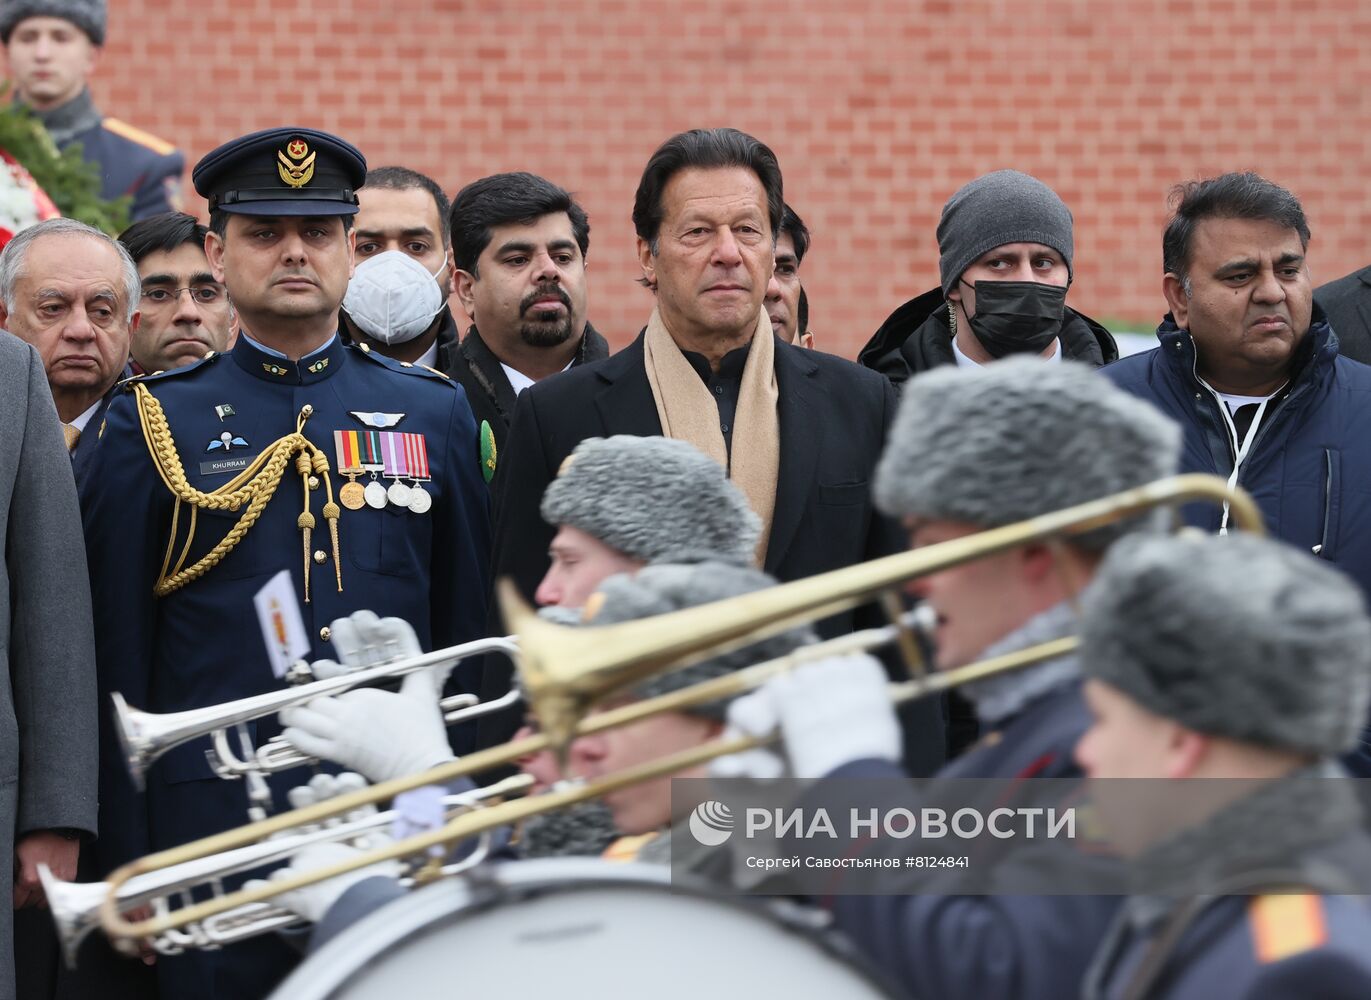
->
<box><xmin>958</xmin><ymin>280</ymin><xmax>1068</xmax><ymax>359</ymax></box>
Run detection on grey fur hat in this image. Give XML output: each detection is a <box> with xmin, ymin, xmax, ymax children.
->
<box><xmin>874</xmin><ymin>358</ymin><xmax>1182</xmax><ymax>551</ymax></box>
<box><xmin>0</xmin><ymin>0</ymin><xmax>105</xmax><ymax>43</ymax></box>
<box><xmin>1081</xmin><ymin>533</ymin><xmax>1371</xmax><ymax>756</ymax></box>
<box><xmin>587</xmin><ymin>561</ymin><xmax>816</xmax><ymax>720</ymax></box>
<box><xmin>541</xmin><ymin>436</ymin><xmax>761</xmax><ymax>566</ymax></box>
<box><xmin>937</xmin><ymin>169</ymin><xmax>1074</xmax><ymax>295</ymax></box>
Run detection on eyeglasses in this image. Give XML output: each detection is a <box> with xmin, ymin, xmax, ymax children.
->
<box><xmin>140</xmin><ymin>285</ymin><xmax>227</xmax><ymax>306</ymax></box>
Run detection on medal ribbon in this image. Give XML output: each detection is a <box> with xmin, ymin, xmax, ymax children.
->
<box><xmin>381</xmin><ymin>431</ymin><xmax>411</xmax><ymax>479</ymax></box>
<box><xmin>402</xmin><ymin>432</ymin><xmax>430</xmax><ymax>480</ymax></box>
<box><xmin>359</xmin><ymin>430</ymin><xmax>383</xmax><ymax>469</ymax></box>
<box><xmin>333</xmin><ymin>430</ymin><xmax>363</xmax><ymax>472</ymax></box>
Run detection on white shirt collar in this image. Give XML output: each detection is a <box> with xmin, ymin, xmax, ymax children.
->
<box><xmin>71</xmin><ymin>398</ymin><xmax>102</xmax><ymax>432</ymax></box>
<box><xmin>500</xmin><ymin>359</ymin><xmax>572</xmax><ymax>396</ymax></box>
<box><xmin>417</xmin><ymin>340</ymin><xmax>439</xmax><ymax>371</ymax></box>
<box><xmin>951</xmin><ymin>335</ymin><xmax>1062</xmax><ymax>368</ymax></box>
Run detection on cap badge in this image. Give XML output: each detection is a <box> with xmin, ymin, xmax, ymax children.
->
<box><xmin>277</xmin><ymin>139</ymin><xmax>316</xmax><ymax>189</ymax></box>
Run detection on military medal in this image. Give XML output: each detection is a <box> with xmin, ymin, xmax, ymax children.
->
<box><xmin>400</xmin><ymin>432</ymin><xmax>432</xmax><ymax>514</ymax></box>
<box><xmin>333</xmin><ymin>431</ymin><xmax>367</xmax><ymax>511</ymax></box>
<box><xmin>381</xmin><ymin>431</ymin><xmax>412</xmax><ymax>508</ymax></box>
<box><xmin>356</xmin><ymin>429</ymin><xmax>389</xmax><ymax>509</ymax></box>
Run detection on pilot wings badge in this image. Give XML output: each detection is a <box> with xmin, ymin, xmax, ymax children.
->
<box><xmin>349</xmin><ymin>411</ymin><xmax>406</xmax><ymax>429</ymax></box>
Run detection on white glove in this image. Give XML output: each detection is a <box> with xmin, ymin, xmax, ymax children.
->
<box><xmin>280</xmin><ymin>668</ymin><xmax>455</xmax><ymax>783</ymax></box>
<box><xmin>308</xmin><ymin>610</ymin><xmax>455</xmax><ymax>687</ymax></box>
<box><xmin>254</xmin><ymin>841</ymin><xmax>399</xmax><ymax>924</ymax></box>
<box><xmin>246</xmin><ymin>773</ymin><xmax>402</xmax><ymax>924</ymax></box>
<box><xmin>714</xmin><ymin>654</ymin><xmax>900</xmax><ymax>780</ymax></box>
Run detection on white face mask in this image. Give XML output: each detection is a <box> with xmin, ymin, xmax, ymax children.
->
<box><xmin>343</xmin><ymin>250</ymin><xmax>447</xmax><ymax>345</ymax></box>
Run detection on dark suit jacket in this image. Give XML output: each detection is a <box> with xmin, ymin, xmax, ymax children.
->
<box><xmin>1315</xmin><ymin>265</ymin><xmax>1371</xmax><ymax>366</ymax></box>
<box><xmin>486</xmin><ymin>332</ymin><xmax>946</xmax><ymax>773</ymax></box>
<box><xmin>69</xmin><ymin>389</ymin><xmax>116</xmax><ymax>496</ymax></box>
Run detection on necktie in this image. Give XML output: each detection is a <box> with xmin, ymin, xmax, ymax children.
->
<box><xmin>62</xmin><ymin>423</ymin><xmax>80</xmax><ymax>453</ymax></box>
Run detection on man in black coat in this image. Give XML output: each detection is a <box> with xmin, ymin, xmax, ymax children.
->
<box><xmin>1314</xmin><ymin>264</ymin><xmax>1371</xmax><ymax>365</ymax></box>
<box><xmin>340</xmin><ymin>168</ymin><xmax>609</xmax><ymax>489</ymax></box>
<box><xmin>448</xmin><ymin>172</ymin><xmax>609</xmax><ymax>485</ymax></box>
<box><xmin>859</xmin><ymin>169</ymin><xmax>1117</xmax><ymax>388</ymax></box>
<box><xmin>488</xmin><ymin>128</ymin><xmax>944</xmax><ymax>774</ymax></box>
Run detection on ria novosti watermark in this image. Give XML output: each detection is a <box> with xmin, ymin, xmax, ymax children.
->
<box><xmin>668</xmin><ymin>776</ymin><xmax>1371</xmax><ymax>897</ymax></box>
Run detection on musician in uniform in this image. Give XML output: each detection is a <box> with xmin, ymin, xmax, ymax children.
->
<box><xmin>717</xmin><ymin>358</ymin><xmax>1183</xmax><ymax>999</ymax></box>
<box><xmin>261</xmin><ymin>561</ymin><xmax>815</xmax><ymax>951</ymax></box>
<box><xmin>80</xmin><ymin>126</ymin><xmax>491</xmax><ymax>999</ymax></box>
<box><xmin>1075</xmin><ymin>532</ymin><xmax>1371</xmax><ymax>999</ymax></box>
<box><xmin>279</xmin><ymin>434</ymin><xmax>763</xmax><ymax>857</ymax></box>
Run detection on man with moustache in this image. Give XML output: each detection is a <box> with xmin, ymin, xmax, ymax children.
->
<box><xmin>119</xmin><ymin>212</ymin><xmax>235</xmax><ymax>375</ymax></box>
<box><xmin>489</xmin><ymin>128</ymin><xmax>944</xmax><ymax>774</ymax></box>
<box><xmin>1103</xmin><ymin>172</ymin><xmax>1371</xmax><ymax>775</ymax></box>
<box><xmin>448</xmin><ymin>172</ymin><xmax>609</xmax><ymax>485</ymax></box>
<box><xmin>0</xmin><ymin>217</ymin><xmax>137</xmax><ymax>493</ymax></box>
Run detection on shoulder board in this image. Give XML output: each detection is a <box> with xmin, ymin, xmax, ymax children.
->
<box><xmin>1249</xmin><ymin>893</ymin><xmax>1329</xmax><ymax>964</ymax></box>
<box><xmin>349</xmin><ymin>343</ymin><xmax>454</xmax><ymax>385</ymax></box>
<box><xmin>120</xmin><ymin>351</ymin><xmax>219</xmax><ymax>390</ymax></box>
<box><xmin>600</xmin><ymin>833</ymin><xmax>658</xmax><ymax>863</ymax></box>
<box><xmin>101</xmin><ymin>117</ymin><xmax>178</xmax><ymax>156</ymax></box>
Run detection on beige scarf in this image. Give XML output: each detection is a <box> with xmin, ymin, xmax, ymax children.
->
<box><xmin>643</xmin><ymin>305</ymin><xmax>779</xmax><ymax>564</ymax></box>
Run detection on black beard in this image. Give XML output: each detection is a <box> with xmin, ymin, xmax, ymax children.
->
<box><xmin>519</xmin><ymin>313</ymin><xmax>576</xmax><ymax>348</ymax></box>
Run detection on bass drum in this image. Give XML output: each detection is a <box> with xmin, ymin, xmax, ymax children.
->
<box><xmin>270</xmin><ymin>858</ymin><xmax>896</xmax><ymax>999</ymax></box>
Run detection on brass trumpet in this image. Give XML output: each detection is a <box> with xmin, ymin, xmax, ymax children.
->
<box><xmin>114</xmin><ymin>635</ymin><xmax>522</xmax><ymax>788</ymax></box>
<box><xmin>42</xmin><ymin>774</ymin><xmax>531</xmax><ymax>966</ymax></box>
<box><xmin>93</xmin><ymin>473</ymin><xmax>1263</xmax><ymax>952</ymax></box>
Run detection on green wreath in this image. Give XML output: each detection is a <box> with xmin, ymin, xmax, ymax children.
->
<box><xmin>0</xmin><ymin>85</ymin><xmax>129</xmax><ymax>234</ymax></box>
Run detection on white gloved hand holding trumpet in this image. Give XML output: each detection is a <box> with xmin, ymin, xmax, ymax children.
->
<box><xmin>280</xmin><ymin>611</ymin><xmax>458</xmax><ymax>783</ymax></box>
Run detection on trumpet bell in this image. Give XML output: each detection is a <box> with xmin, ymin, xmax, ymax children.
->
<box><xmin>111</xmin><ymin>692</ymin><xmax>155</xmax><ymax>792</ymax></box>
<box><xmin>38</xmin><ymin>863</ymin><xmax>106</xmax><ymax>968</ymax></box>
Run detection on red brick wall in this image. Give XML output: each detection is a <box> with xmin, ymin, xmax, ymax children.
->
<box><xmin>69</xmin><ymin>0</ymin><xmax>1371</xmax><ymax>358</ymax></box>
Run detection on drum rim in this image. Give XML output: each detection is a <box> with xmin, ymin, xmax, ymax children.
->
<box><xmin>270</xmin><ymin>857</ymin><xmax>899</xmax><ymax>999</ymax></box>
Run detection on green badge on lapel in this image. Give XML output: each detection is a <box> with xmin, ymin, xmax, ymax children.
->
<box><xmin>480</xmin><ymin>420</ymin><xmax>497</xmax><ymax>483</ymax></box>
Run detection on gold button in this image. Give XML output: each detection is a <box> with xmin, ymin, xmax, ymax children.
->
<box><xmin>301</xmin><ymin>404</ymin><xmax>314</xmax><ymax>417</ymax></box>
<box><xmin>313</xmin><ymin>550</ymin><xmax>327</xmax><ymax>564</ymax></box>
<box><xmin>307</xmin><ymin>475</ymin><xmax>320</xmax><ymax>489</ymax></box>
<box><xmin>319</xmin><ymin>626</ymin><xmax>331</xmax><ymax>642</ymax></box>
<box><xmin>358</xmin><ymin>343</ymin><xmax>371</xmax><ymax>353</ymax></box>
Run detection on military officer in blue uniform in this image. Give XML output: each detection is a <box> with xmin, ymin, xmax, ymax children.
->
<box><xmin>1</xmin><ymin>0</ymin><xmax>186</xmax><ymax>219</ymax></box>
<box><xmin>1076</xmin><ymin>533</ymin><xmax>1371</xmax><ymax>1000</ymax></box>
<box><xmin>717</xmin><ymin>359</ymin><xmax>1183</xmax><ymax>999</ymax></box>
<box><xmin>80</xmin><ymin>126</ymin><xmax>490</xmax><ymax>999</ymax></box>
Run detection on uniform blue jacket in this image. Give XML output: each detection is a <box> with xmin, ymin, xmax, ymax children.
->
<box><xmin>1081</xmin><ymin>770</ymin><xmax>1371</xmax><ymax>1000</ymax></box>
<box><xmin>1102</xmin><ymin>314</ymin><xmax>1371</xmax><ymax>773</ymax></box>
<box><xmin>62</xmin><ymin>116</ymin><xmax>184</xmax><ymax>221</ymax></box>
<box><xmin>1085</xmin><ymin>892</ymin><xmax>1371</xmax><ymax>1000</ymax></box>
<box><xmin>81</xmin><ymin>334</ymin><xmax>491</xmax><ymax>999</ymax></box>
<box><xmin>817</xmin><ymin>678</ymin><xmax>1123</xmax><ymax>1000</ymax></box>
